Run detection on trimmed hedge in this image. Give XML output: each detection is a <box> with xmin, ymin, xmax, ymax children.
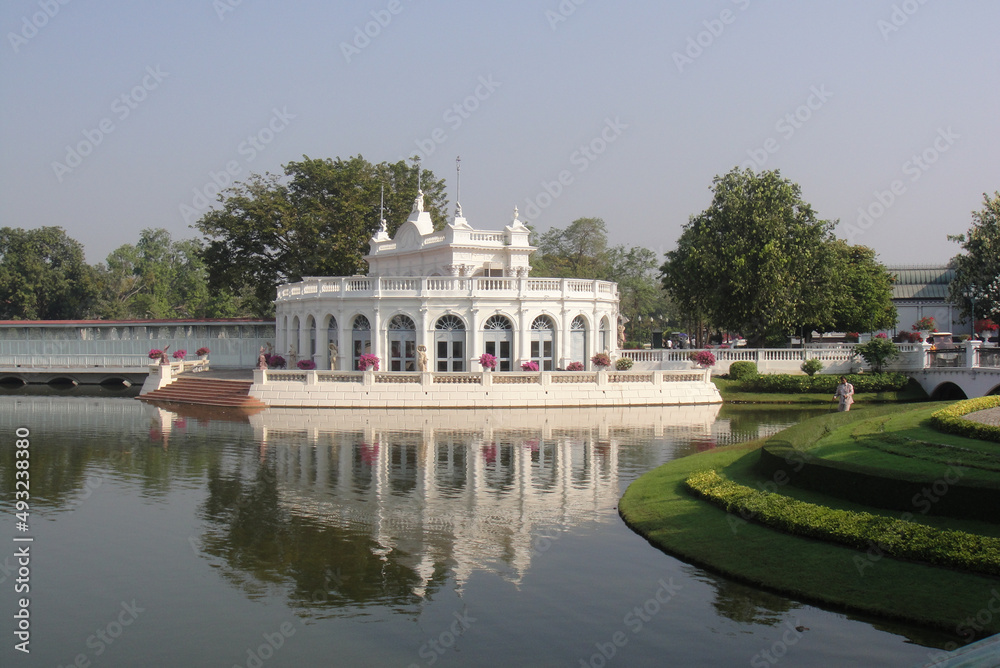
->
<box><xmin>728</xmin><ymin>361</ymin><xmax>758</xmax><ymax>381</ymax></box>
<box><xmin>685</xmin><ymin>469</ymin><xmax>1000</xmax><ymax>576</ymax></box>
<box><xmin>930</xmin><ymin>396</ymin><xmax>1000</xmax><ymax>444</ymax></box>
<box><xmin>739</xmin><ymin>372</ymin><xmax>909</xmax><ymax>394</ymax></box>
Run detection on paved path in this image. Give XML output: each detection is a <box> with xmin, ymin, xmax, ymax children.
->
<box><xmin>963</xmin><ymin>407</ymin><xmax>1000</xmax><ymax>427</ymax></box>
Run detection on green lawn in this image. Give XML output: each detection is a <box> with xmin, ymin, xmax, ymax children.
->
<box><xmin>619</xmin><ymin>403</ymin><xmax>1000</xmax><ymax>634</ymax></box>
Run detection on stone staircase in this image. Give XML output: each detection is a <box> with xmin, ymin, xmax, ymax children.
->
<box><xmin>138</xmin><ymin>377</ymin><xmax>268</xmax><ymax>410</ymax></box>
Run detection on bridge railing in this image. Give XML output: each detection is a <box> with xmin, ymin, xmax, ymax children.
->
<box><xmin>0</xmin><ymin>354</ymin><xmax>151</xmax><ymax>368</ymax></box>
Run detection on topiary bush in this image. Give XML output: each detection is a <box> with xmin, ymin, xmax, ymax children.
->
<box><xmin>800</xmin><ymin>358</ymin><xmax>823</xmax><ymax>376</ymax></box>
<box><xmin>728</xmin><ymin>361</ymin><xmax>758</xmax><ymax>381</ymax></box>
<box><xmin>615</xmin><ymin>357</ymin><xmax>633</xmax><ymax>371</ymax></box>
<box><xmin>930</xmin><ymin>396</ymin><xmax>1000</xmax><ymax>443</ymax></box>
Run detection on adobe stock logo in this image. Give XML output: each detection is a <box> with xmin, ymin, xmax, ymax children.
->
<box><xmin>51</xmin><ymin>66</ymin><xmax>169</xmax><ymax>183</ymax></box>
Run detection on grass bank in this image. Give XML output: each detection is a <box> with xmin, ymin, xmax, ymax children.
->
<box><xmin>619</xmin><ymin>403</ymin><xmax>1000</xmax><ymax>634</ymax></box>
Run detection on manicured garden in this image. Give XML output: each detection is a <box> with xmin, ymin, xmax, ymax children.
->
<box><xmin>619</xmin><ymin>397</ymin><xmax>1000</xmax><ymax>634</ymax></box>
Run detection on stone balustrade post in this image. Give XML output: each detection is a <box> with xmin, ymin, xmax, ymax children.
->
<box><xmin>966</xmin><ymin>340</ymin><xmax>981</xmax><ymax>369</ymax></box>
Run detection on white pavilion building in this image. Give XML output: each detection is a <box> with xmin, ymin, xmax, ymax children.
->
<box><xmin>274</xmin><ymin>193</ymin><xmax>620</xmax><ymax>372</ymax></box>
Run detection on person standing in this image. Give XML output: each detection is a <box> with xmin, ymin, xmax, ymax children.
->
<box><xmin>834</xmin><ymin>376</ymin><xmax>855</xmax><ymax>412</ymax></box>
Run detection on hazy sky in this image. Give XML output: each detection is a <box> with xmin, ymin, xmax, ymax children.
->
<box><xmin>2</xmin><ymin>1</ymin><xmax>997</xmax><ymax>268</ymax></box>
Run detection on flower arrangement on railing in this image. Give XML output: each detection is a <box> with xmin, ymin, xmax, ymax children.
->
<box><xmin>615</xmin><ymin>357</ymin><xmax>633</xmax><ymax>371</ymax></box>
<box><xmin>266</xmin><ymin>354</ymin><xmax>286</xmax><ymax>369</ymax></box>
<box><xmin>479</xmin><ymin>353</ymin><xmax>498</xmax><ymax>370</ymax></box>
<box><xmin>358</xmin><ymin>354</ymin><xmax>380</xmax><ymax>371</ymax></box>
<box><xmin>297</xmin><ymin>360</ymin><xmax>316</xmax><ymax>370</ymax></box>
<box><xmin>975</xmin><ymin>319</ymin><xmax>998</xmax><ymax>332</ymax></box>
<box><xmin>912</xmin><ymin>316</ymin><xmax>937</xmax><ymax>332</ymax></box>
<box><xmin>196</xmin><ymin>347</ymin><xmax>210</xmax><ymax>356</ymax></box>
<box><xmin>690</xmin><ymin>350</ymin><xmax>717</xmax><ymax>368</ymax></box>
<box><xmin>875</xmin><ymin>332</ymin><xmax>889</xmax><ymax>339</ymax></box>
<box><xmin>521</xmin><ymin>361</ymin><xmax>539</xmax><ymax>371</ymax></box>
<box><xmin>172</xmin><ymin>349</ymin><xmax>187</xmax><ymax>360</ymax></box>
<box><xmin>566</xmin><ymin>361</ymin><xmax>585</xmax><ymax>371</ymax></box>
<box><xmin>148</xmin><ymin>349</ymin><xmax>163</xmax><ymax>360</ymax></box>
<box><xmin>591</xmin><ymin>352</ymin><xmax>611</xmax><ymax>368</ymax></box>
<box><xmin>895</xmin><ymin>331</ymin><xmax>923</xmax><ymax>343</ymax></box>
<box><xmin>845</xmin><ymin>332</ymin><xmax>860</xmax><ymax>342</ymax></box>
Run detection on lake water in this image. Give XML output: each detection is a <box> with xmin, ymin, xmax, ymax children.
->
<box><xmin>0</xmin><ymin>394</ymin><xmax>953</xmax><ymax>667</ymax></box>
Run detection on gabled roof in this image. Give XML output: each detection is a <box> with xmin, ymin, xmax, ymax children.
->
<box><xmin>887</xmin><ymin>265</ymin><xmax>954</xmax><ymax>300</ymax></box>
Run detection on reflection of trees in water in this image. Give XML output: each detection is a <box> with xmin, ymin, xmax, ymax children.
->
<box><xmin>707</xmin><ymin>577</ymin><xmax>801</xmax><ymax>626</ymax></box>
<box><xmin>198</xmin><ymin>456</ymin><xmax>434</xmax><ymax>613</ymax></box>
<box><xmin>718</xmin><ymin>406</ymin><xmax>829</xmax><ymax>442</ymax></box>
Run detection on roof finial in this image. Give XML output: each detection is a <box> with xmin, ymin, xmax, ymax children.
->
<box><xmin>378</xmin><ymin>184</ymin><xmax>387</xmax><ymax>234</ymax></box>
<box><xmin>455</xmin><ymin>155</ymin><xmax>462</xmax><ymax>215</ymax></box>
<box><xmin>411</xmin><ymin>155</ymin><xmax>421</xmax><ymax>192</ymax></box>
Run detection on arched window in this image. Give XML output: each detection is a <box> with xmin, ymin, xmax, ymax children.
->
<box><xmin>388</xmin><ymin>314</ymin><xmax>416</xmax><ymax>371</ymax></box>
<box><xmin>307</xmin><ymin>315</ymin><xmax>317</xmax><ymax>359</ymax></box>
<box><xmin>435</xmin><ymin>314</ymin><xmax>466</xmax><ymax>372</ymax></box>
<box><xmin>482</xmin><ymin>314</ymin><xmax>513</xmax><ymax>371</ymax></box>
<box><xmin>530</xmin><ymin>315</ymin><xmax>555</xmax><ymax>371</ymax></box>
<box><xmin>352</xmin><ymin>315</ymin><xmax>371</xmax><ymax>370</ymax></box>
<box><xmin>599</xmin><ymin>317</ymin><xmax>611</xmax><ymax>354</ymax></box>
<box><xmin>570</xmin><ymin>315</ymin><xmax>587</xmax><ymax>368</ymax></box>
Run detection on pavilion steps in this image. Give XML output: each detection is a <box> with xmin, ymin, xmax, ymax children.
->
<box><xmin>138</xmin><ymin>377</ymin><xmax>268</xmax><ymax>409</ymax></box>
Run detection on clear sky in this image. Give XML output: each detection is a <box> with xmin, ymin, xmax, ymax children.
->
<box><xmin>2</xmin><ymin>1</ymin><xmax>997</xmax><ymax>267</ymax></box>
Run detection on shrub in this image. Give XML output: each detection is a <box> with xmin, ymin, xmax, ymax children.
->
<box><xmin>172</xmin><ymin>349</ymin><xmax>187</xmax><ymax>360</ymax></box>
<box><xmin>739</xmin><ymin>372</ymin><xmax>909</xmax><ymax>394</ymax></box>
<box><xmin>690</xmin><ymin>350</ymin><xmax>716</xmax><ymax>367</ymax></box>
<box><xmin>148</xmin><ymin>349</ymin><xmax>163</xmax><ymax>360</ymax></box>
<box><xmin>728</xmin><ymin>361</ymin><xmax>758</xmax><ymax>381</ymax></box>
<box><xmin>930</xmin><ymin>396</ymin><xmax>1000</xmax><ymax>443</ymax></box>
<box><xmin>358</xmin><ymin>354</ymin><xmax>380</xmax><ymax>371</ymax></box>
<box><xmin>297</xmin><ymin>359</ymin><xmax>316</xmax><ymax>370</ymax></box>
<box><xmin>685</xmin><ymin>469</ymin><xmax>1000</xmax><ymax>577</ymax></box>
<box><xmin>853</xmin><ymin>337</ymin><xmax>900</xmax><ymax>373</ymax></box>
<box><xmin>591</xmin><ymin>353</ymin><xmax>611</xmax><ymax>368</ymax></box>
<box><xmin>615</xmin><ymin>357</ymin><xmax>633</xmax><ymax>371</ymax></box>
<box><xmin>521</xmin><ymin>361</ymin><xmax>539</xmax><ymax>371</ymax></box>
<box><xmin>566</xmin><ymin>361</ymin><xmax>585</xmax><ymax>371</ymax></box>
<box><xmin>800</xmin><ymin>358</ymin><xmax>823</xmax><ymax>376</ymax></box>
<box><xmin>266</xmin><ymin>354</ymin><xmax>286</xmax><ymax>369</ymax></box>
<box><xmin>912</xmin><ymin>316</ymin><xmax>937</xmax><ymax>332</ymax></box>
<box><xmin>478</xmin><ymin>353</ymin><xmax>498</xmax><ymax>370</ymax></box>
<box><xmin>196</xmin><ymin>347</ymin><xmax>210</xmax><ymax>356</ymax></box>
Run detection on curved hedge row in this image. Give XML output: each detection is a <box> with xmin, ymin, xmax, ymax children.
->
<box><xmin>738</xmin><ymin>372</ymin><xmax>909</xmax><ymax>394</ymax></box>
<box><xmin>930</xmin><ymin>396</ymin><xmax>1000</xmax><ymax>444</ymax></box>
<box><xmin>685</xmin><ymin>469</ymin><xmax>1000</xmax><ymax>576</ymax></box>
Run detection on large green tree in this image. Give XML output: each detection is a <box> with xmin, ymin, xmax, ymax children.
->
<box><xmin>0</xmin><ymin>226</ymin><xmax>99</xmax><ymax>319</ymax></box>
<box><xmin>95</xmin><ymin>228</ymin><xmax>243</xmax><ymax>319</ymax></box>
<box><xmin>826</xmin><ymin>241</ymin><xmax>897</xmax><ymax>335</ymax></box>
<box><xmin>196</xmin><ymin>155</ymin><xmax>447</xmax><ymax>316</ymax></box>
<box><xmin>948</xmin><ymin>191</ymin><xmax>1000</xmax><ymax>324</ymax></box>
<box><xmin>661</xmin><ymin>168</ymin><xmax>838</xmax><ymax>347</ymax></box>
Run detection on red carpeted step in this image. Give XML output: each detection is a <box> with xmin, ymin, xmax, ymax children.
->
<box><xmin>139</xmin><ymin>377</ymin><xmax>267</xmax><ymax>408</ymax></box>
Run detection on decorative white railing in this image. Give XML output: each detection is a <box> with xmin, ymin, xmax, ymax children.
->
<box><xmin>0</xmin><ymin>354</ymin><xmax>151</xmax><ymax>368</ymax></box>
<box><xmin>276</xmin><ymin>276</ymin><xmax>619</xmax><ymax>301</ymax></box>
<box><xmin>620</xmin><ymin>341</ymin><xmax>998</xmax><ymax>373</ymax></box>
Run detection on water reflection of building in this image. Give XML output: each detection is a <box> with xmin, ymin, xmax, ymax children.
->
<box><xmin>246</xmin><ymin>406</ymin><xmax>721</xmax><ymax>590</ymax></box>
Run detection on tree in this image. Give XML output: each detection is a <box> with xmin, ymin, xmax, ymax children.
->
<box><xmin>530</xmin><ymin>217</ymin><xmax>609</xmax><ymax>278</ymax></box>
<box><xmin>0</xmin><ymin>226</ymin><xmax>99</xmax><ymax>319</ymax></box>
<box><xmin>530</xmin><ymin>218</ymin><xmax>672</xmax><ymax>343</ymax></box>
<box><xmin>95</xmin><ymin>228</ymin><xmax>243</xmax><ymax>319</ymax></box>
<box><xmin>660</xmin><ymin>168</ymin><xmax>837</xmax><ymax>347</ymax></box>
<box><xmin>816</xmin><ymin>241</ymin><xmax>897</xmax><ymax>336</ymax></box>
<box><xmin>948</xmin><ymin>191</ymin><xmax>1000</xmax><ymax>324</ymax></box>
<box><xmin>196</xmin><ymin>155</ymin><xmax>448</xmax><ymax>316</ymax></box>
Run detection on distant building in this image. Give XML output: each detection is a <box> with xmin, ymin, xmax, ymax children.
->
<box><xmin>274</xmin><ymin>193</ymin><xmax>620</xmax><ymax>371</ymax></box>
<box><xmin>887</xmin><ymin>265</ymin><xmax>965</xmax><ymax>335</ymax></box>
